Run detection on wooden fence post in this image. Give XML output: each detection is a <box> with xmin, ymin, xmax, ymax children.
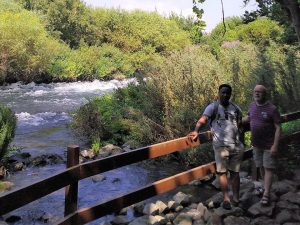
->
<box><xmin>64</xmin><ymin>145</ymin><xmax>79</xmax><ymax>216</ymax></box>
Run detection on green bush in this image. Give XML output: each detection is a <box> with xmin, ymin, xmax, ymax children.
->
<box><xmin>71</xmin><ymin>82</ymin><xmax>165</xmax><ymax>146</ymax></box>
<box><xmin>0</xmin><ymin>104</ymin><xmax>16</xmax><ymax>159</ymax></box>
<box><xmin>282</xmin><ymin>119</ymin><xmax>300</xmax><ymax>135</ymax></box>
<box><xmin>0</xmin><ymin>10</ymin><xmax>63</xmax><ymax>84</ymax></box>
<box><xmin>0</xmin><ymin>0</ymin><xmax>22</xmax><ymax>12</ymax></box>
<box><xmin>224</xmin><ymin>18</ymin><xmax>284</xmax><ymax>47</ymax></box>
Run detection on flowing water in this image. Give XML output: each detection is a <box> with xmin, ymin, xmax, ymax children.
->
<box><xmin>0</xmin><ymin>80</ymin><xmax>216</xmax><ymax>224</ymax></box>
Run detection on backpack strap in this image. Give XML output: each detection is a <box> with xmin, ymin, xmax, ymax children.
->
<box><xmin>209</xmin><ymin>101</ymin><xmax>219</xmax><ymax>127</ymax></box>
<box><xmin>229</xmin><ymin>102</ymin><xmax>242</xmax><ymax>119</ymax></box>
<box><xmin>209</xmin><ymin>101</ymin><xmax>241</xmax><ymax>127</ymax></box>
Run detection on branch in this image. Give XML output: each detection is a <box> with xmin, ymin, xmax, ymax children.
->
<box><xmin>221</xmin><ymin>0</ymin><xmax>226</xmax><ymax>36</ymax></box>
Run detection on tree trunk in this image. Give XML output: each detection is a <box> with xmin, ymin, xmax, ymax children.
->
<box><xmin>277</xmin><ymin>0</ymin><xmax>300</xmax><ymax>42</ymax></box>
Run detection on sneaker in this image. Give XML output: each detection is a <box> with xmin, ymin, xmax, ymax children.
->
<box><xmin>222</xmin><ymin>200</ymin><xmax>232</xmax><ymax>210</ymax></box>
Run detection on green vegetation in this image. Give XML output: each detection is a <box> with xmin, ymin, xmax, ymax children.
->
<box><xmin>0</xmin><ymin>1</ymin><xmax>191</xmax><ymax>84</ymax></box>
<box><xmin>0</xmin><ymin>104</ymin><xmax>16</xmax><ymax>159</ymax></box>
<box><xmin>282</xmin><ymin>119</ymin><xmax>300</xmax><ymax>135</ymax></box>
<box><xmin>71</xmin><ymin>15</ymin><xmax>300</xmax><ymax>165</ymax></box>
<box><xmin>1</xmin><ymin>0</ymin><xmax>299</xmax><ymax>167</ymax></box>
<box><xmin>0</xmin><ymin>9</ymin><xmax>63</xmax><ymax>83</ymax></box>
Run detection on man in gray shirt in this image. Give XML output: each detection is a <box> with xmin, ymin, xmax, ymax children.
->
<box><xmin>189</xmin><ymin>84</ymin><xmax>244</xmax><ymax>210</ymax></box>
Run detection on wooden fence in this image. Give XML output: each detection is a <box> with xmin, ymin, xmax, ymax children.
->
<box><xmin>0</xmin><ymin>111</ymin><xmax>299</xmax><ymax>225</ymax></box>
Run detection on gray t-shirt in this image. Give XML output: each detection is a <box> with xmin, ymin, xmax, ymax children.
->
<box><xmin>203</xmin><ymin>102</ymin><xmax>242</xmax><ymax>148</ymax></box>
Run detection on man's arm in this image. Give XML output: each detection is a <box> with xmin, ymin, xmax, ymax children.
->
<box><xmin>271</xmin><ymin>123</ymin><xmax>281</xmax><ymax>155</ymax></box>
<box><xmin>188</xmin><ymin>115</ymin><xmax>208</xmax><ymax>141</ymax></box>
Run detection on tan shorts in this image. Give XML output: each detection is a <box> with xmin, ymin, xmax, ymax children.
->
<box><xmin>213</xmin><ymin>143</ymin><xmax>244</xmax><ymax>173</ymax></box>
<box><xmin>253</xmin><ymin>147</ymin><xmax>277</xmax><ymax>169</ymax></box>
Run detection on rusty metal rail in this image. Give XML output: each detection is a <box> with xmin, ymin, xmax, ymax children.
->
<box><xmin>0</xmin><ymin>111</ymin><xmax>299</xmax><ymax>224</ymax></box>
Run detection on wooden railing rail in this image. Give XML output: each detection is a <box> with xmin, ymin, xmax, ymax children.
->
<box><xmin>0</xmin><ymin>111</ymin><xmax>299</xmax><ymax>222</ymax></box>
<box><xmin>58</xmin><ymin>130</ymin><xmax>300</xmax><ymax>225</ymax></box>
<box><xmin>0</xmin><ymin>133</ymin><xmax>210</xmax><ymax>216</ymax></box>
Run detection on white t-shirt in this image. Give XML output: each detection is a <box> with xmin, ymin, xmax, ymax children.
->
<box><xmin>203</xmin><ymin>102</ymin><xmax>242</xmax><ymax>148</ymax></box>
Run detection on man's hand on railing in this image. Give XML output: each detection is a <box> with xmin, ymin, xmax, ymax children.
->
<box><xmin>188</xmin><ymin>131</ymin><xmax>198</xmax><ymax>142</ymax></box>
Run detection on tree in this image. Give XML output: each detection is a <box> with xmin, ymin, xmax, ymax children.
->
<box><xmin>243</xmin><ymin>0</ymin><xmax>299</xmax><ymax>43</ymax></box>
<box><xmin>15</xmin><ymin>0</ymin><xmax>94</xmax><ymax>48</ymax></box>
<box><xmin>193</xmin><ymin>0</ymin><xmax>300</xmax><ymax>42</ymax></box>
<box><xmin>244</xmin><ymin>0</ymin><xmax>300</xmax><ymax>42</ymax></box>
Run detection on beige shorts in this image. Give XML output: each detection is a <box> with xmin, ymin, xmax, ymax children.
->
<box><xmin>213</xmin><ymin>143</ymin><xmax>244</xmax><ymax>173</ymax></box>
<box><xmin>253</xmin><ymin>147</ymin><xmax>277</xmax><ymax>169</ymax></box>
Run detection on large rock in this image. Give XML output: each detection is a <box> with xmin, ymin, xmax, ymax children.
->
<box><xmin>80</xmin><ymin>149</ymin><xmax>96</xmax><ymax>159</ymax></box>
<box><xmin>275</xmin><ymin>209</ymin><xmax>300</xmax><ymax>224</ymax></box>
<box><xmin>143</xmin><ymin>203</ymin><xmax>160</xmax><ymax>216</ymax></box>
<box><xmin>223</xmin><ymin>216</ymin><xmax>250</xmax><ymax>225</ymax></box>
<box><xmin>173</xmin><ymin>192</ymin><xmax>191</xmax><ymax>206</ymax></box>
<box><xmin>276</xmin><ymin>200</ymin><xmax>299</xmax><ymax>210</ymax></box>
<box><xmin>168</xmin><ymin>201</ymin><xmax>180</xmax><ymax>211</ymax></box>
<box><xmin>247</xmin><ymin>202</ymin><xmax>275</xmax><ymax>217</ymax></box>
<box><xmin>173</xmin><ymin>213</ymin><xmax>193</xmax><ymax>225</ymax></box>
<box><xmin>0</xmin><ymin>181</ymin><xmax>14</xmax><ymax>193</ymax></box>
<box><xmin>128</xmin><ymin>215</ymin><xmax>167</xmax><ymax>225</ymax></box>
<box><xmin>213</xmin><ymin>206</ymin><xmax>244</xmax><ymax>217</ymax></box>
<box><xmin>250</xmin><ymin>216</ymin><xmax>279</xmax><ymax>225</ymax></box>
<box><xmin>175</xmin><ymin>209</ymin><xmax>202</xmax><ymax>221</ymax></box>
<box><xmin>132</xmin><ymin>202</ymin><xmax>144</xmax><ymax>215</ymax></box>
<box><xmin>205</xmin><ymin>192</ymin><xmax>223</xmax><ymax>209</ymax></box>
<box><xmin>239</xmin><ymin>190</ymin><xmax>260</xmax><ymax>210</ymax></box>
<box><xmin>206</xmin><ymin>213</ymin><xmax>222</xmax><ymax>225</ymax></box>
<box><xmin>240</xmin><ymin>179</ymin><xmax>255</xmax><ymax>196</ymax></box>
<box><xmin>91</xmin><ymin>174</ymin><xmax>106</xmax><ymax>183</ymax></box>
<box><xmin>280</xmin><ymin>192</ymin><xmax>300</xmax><ymax>205</ymax></box>
<box><xmin>100</xmin><ymin>144</ymin><xmax>124</xmax><ymax>157</ymax></box>
<box><xmin>197</xmin><ymin>203</ymin><xmax>211</xmax><ymax>222</ymax></box>
<box><xmin>29</xmin><ymin>154</ymin><xmax>63</xmax><ymax>167</ymax></box>
<box><xmin>164</xmin><ymin>213</ymin><xmax>176</xmax><ymax>223</ymax></box>
<box><xmin>272</xmin><ymin>180</ymin><xmax>296</xmax><ymax>196</ymax></box>
<box><xmin>155</xmin><ymin>200</ymin><xmax>169</xmax><ymax>214</ymax></box>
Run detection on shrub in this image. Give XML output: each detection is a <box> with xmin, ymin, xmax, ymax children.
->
<box><xmin>0</xmin><ymin>104</ymin><xmax>16</xmax><ymax>159</ymax></box>
<box><xmin>0</xmin><ymin>10</ymin><xmax>63</xmax><ymax>84</ymax></box>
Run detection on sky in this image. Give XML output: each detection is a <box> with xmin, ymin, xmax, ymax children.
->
<box><xmin>83</xmin><ymin>0</ymin><xmax>258</xmax><ymax>32</ymax></box>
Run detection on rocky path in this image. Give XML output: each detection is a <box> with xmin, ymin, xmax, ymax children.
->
<box><xmin>105</xmin><ymin>169</ymin><xmax>300</xmax><ymax>225</ymax></box>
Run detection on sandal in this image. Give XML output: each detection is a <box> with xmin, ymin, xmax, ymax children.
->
<box><xmin>260</xmin><ymin>195</ymin><xmax>270</xmax><ymax>206</ymax></box>
<box><xmin>222</xmin><ymin>200</ymin><xmax>232</xmax><ymax>210</ymax></box>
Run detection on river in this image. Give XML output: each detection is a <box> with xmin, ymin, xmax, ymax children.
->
<box><xmin>0</xmin><ymin>80</ymin><xmax>217</xmax><ymax>224</ymax></box>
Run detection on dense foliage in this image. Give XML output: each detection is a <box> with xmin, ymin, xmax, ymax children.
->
<box><xmin>0</xmin><ymin>104</ymin><xmax>16</xmax><ymax>158</ymax></box>
<box><xmin>1</xmin><ymin>0</ymin><xmax>300</xmax><ymax>166</ymax></box>
<box><xmin>0</xmin><ymin>0</ymin><xmax>191</xmax><ymax>84</ymax></box>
